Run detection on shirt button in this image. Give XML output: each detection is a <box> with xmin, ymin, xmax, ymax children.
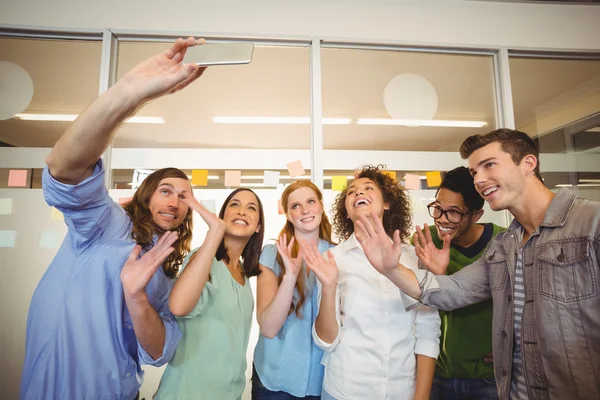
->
<box><xmin>126</xmin><ymin>373</ymin><xmax>131</xmax><ymax>378</ymax></box>
<box><xmin>501</xmin><ymin>368</ymin><xmax>507</xmax><ymax>376</ymax></box>
<box><xmin>508</xmin><ymin>295</ymin><xmax>512</xmax><ymax>302</ymax></box>
<box><xmin>127</xmin><ymin>325</ymin><xmax>133</xmax><ymax>330</ymax></box>
<box><xmin>502</xmin><ymin>330</ymin><xmax>508</xmax><ymax>338</ymax></box>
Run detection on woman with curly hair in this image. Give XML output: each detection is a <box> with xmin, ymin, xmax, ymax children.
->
<box><xmin>303</xmin><ymin>165</ymin><xmax>441</xmax><ymax>400</ymax></box>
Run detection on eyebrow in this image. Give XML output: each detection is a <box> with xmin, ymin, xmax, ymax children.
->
<box><xmin>469</xmin><ymin>157</ymin><xmax>497</xmax><ymax>174</ymax></box>
<box><xmin>158</xmin><ymin>183</ymin><xmax>188</xmax><ymax>194</ymax></box>
<box><xmin>231</xmin><ymin>198</ymin><xmax>258</xmax><ymax>207</ymax></box>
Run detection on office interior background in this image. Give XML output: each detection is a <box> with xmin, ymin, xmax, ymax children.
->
<box><xmin>1</xmin><ymin>0</ymin><xmax>600</xmax><ymax>398</ymax></box>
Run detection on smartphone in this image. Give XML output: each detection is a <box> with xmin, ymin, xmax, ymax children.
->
<box><xmin>184</xmin><ymin>42</ymin><xmax>254</xmax><ymax>66</ymax></box>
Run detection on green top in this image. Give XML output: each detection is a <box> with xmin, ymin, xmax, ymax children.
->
<box><xmin>154</xmin><ymin>254</ymin><xmax>254</xmax><ymax>400</ymax></box>
<box><xmin>411</xmin><ymin>223</ymin><xmax>505</xmax><ymax>379</ymax></box>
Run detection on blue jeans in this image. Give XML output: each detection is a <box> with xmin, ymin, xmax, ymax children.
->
<box><xmin>430</xmin><ymin>376</ymin><xmax>499</xmax><ymax>400</ymax></box>
<box><xmin>251</xmin><ymin>364</ymin><xmax>321</xmax><ymax>400</ymax></box>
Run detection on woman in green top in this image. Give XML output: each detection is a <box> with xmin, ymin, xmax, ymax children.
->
<box><xmin>154</xmin><ymin>188</ymin><xmax>265</xmax><ymax>400</ymax></box>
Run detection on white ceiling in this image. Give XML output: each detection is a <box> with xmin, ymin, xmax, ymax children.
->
<box><xmin>0</xmin><ymin>37</ymin><xmax>599</xmax><ymax>152</ymax></box>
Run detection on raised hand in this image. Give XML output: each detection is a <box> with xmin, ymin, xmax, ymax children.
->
<box><xmin>354</xmin><ymin>212</ymin><xmax>402</xmax><ymax>276</ymax></box>
<box><xmin>413</xmin><ymin>223</ymin><xmax>450</xmax><ymax>275</ymax></box>
<box><xmin>121</xmin><ymin>37</ymin><xmax>207</xmax><ymax>106</ymax></box>
<box><xmin>121</xmin><ymin>230</ymin><xmax>178</xmax><ymax>300</ymax></box>
<box><xmin>276</xmin><ymin>234</ymin><xmax>303</xmax><ymax>279</ymax></box>
<box><xmin>177</xmin><ymin>187</ymin><xmax>225</xmax><ymax>233</ymax></box>
<box><xmin>302</xmin><ymin>242</ymin><xmax>338</xmax><ymax>291</ymax></box>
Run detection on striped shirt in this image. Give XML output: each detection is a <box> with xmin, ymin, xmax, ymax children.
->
<box><xmin>510</xmin><ymin>246</ymin><xmax>529</xmax><ymax>399</ymax></box>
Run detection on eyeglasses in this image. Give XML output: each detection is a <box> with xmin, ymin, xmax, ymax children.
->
<box><xmin>427</xmin><ymin>203</ymin><xmax>472</xmax><ymax>223</ymax></box>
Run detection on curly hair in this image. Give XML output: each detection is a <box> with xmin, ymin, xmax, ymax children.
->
<box><xmin>122</xmin><ymin>168</ymin><xmax>193</xmax><ymax>279</ymax></box>
<box><xmin>331</xmin><ymin>165</ymin><xmax>412</xmax><ymax>242</ymax></box>
<box><xmin>276</xmin><ymin>180</ymin><xmax>335</xmax><ymax>318</ymax></box>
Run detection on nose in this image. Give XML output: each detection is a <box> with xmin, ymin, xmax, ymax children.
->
<box><xmin>167</xmin><ymin>195</ymin><xmax>180</xmax><ymax>208</ymax></box>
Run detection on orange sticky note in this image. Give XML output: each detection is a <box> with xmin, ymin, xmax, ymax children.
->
<box><xmin>404</xmin><ymin>174</ymin><xmax>421</xmax><ymax>190</ymax></box>
<box><xmin>50</xmin><ymin>207</ymin><xmax>63</xmax><ymax>221</ymax></box>
<box><xmin>192</xmin><ymin>170</ymin><xmax>209</xmax><ymax>186</ymax></box>
<box><xmin>426</xmin><ymin>171</ymin><xmax>442</xmax><ymax>187</ymax></box>
<box><xmin>278</xmin><ymin>199</ymin><xmax>285</xmax><ymax>215</ymax></box>
<box><xmin>331</xmin><ymin>176</ymin><xmax>347</xmax><ymax>191</ymax></box>
<box><xmin>224</xmin><ymin>170</ymin><xmax>241</xmax><ymax>187</ymax></box>
<box><xmin>287</xmin><ymin>160</ymin><xmax>305</xmax><ymax>178</ymax></box>
<box><xmin>118</xmin><ymin>197</ymin><xmax>132</xmax><ymax>205</ymax></box>
<box><xmin>8</xmin><ymin>170</ymin><xmax>27</xmax><ymax>187</ymax></box>
<box><xmin>382</xmin><ymin>170</ymin><xmax>397</xmax><ymax>181</ymax></box>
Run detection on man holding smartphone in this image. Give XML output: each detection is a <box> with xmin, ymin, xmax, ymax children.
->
<box><xmin>20</xmin><ymin>37</ymin><xmax>206</xmax><ymax>400</ymax></box>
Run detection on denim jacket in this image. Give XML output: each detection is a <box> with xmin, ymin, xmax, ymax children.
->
<box><xmin>403</xmin><ymin>188</ymin><xmax>600</xmax><ymax>400</ymax></box>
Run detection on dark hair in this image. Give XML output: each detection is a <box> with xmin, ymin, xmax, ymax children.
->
<box><xmin>215</xmin><ymin>188</ymin><xmax>264</xmax><ymax>278</ymax></box>
<box><xmin>122</xmin><ymin>168</ymin><xmax>193</xmax><ymax>279</ymax></box>
<box><xmin>277</xmin><ymin>180</ymin><xmax>335</xmax><ymax>317</ymax></box>
<box><xmin>437</xmin><ymin>166</ymin><xmax>484</xmax><ymax>211</ymax></box>
<box><xmin>332</xmin><ymin>165</ymin><xmax>412</xmax><ymax>242</ymax></box>
<box><xmin>459</xmin><ymin>128</ymin><xmax>543</xmax><ymax>181</ymax></box>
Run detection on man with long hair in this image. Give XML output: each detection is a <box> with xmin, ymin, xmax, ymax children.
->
<box><xmin>21</xmin><ymin>37</ymin><xmax>207</xmax><ymax>400</ymax></box>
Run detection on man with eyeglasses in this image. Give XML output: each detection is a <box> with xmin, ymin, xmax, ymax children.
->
<box><xmin>412</xmin><ymin>166</ymin><xmax>505</xmax><ymax>400</ymax></box>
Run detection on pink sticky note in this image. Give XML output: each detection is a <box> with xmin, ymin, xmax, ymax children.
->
<box><xmin>404</xmin><ymin>174</ymin><xmax>421</xmax><ymax>190</ymax></box>
<box><xmin>286</xmin><ymin>160</ymin><xmax>305</xmax><ymax>178</ymax></box>
<box><xmin>224</xmin><ymin>170</ymin><xmax>241</xmax><ymax>187</ymax></box>
<box><xmin>8</xmin><ymin>170</ymin><xmax>28</xmax><ymax>187</ymax></box>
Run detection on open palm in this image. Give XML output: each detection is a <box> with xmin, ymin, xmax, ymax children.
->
<box><xmin>302</xmin><ymin>243</ymin><xmax>338</xmax><ymax>290</ymax></box>
<box><xmin>276</xmin><ymin>234</ymin><xmax>303</xmax><ymax>278</ymax></box>
<box><xmin>413</xmin><ymin>223</ymin><xmax>451</xmax><ymax>275</ymax></box>
<box><xmin>355</xmin><ymin>212</ymin><xmax>402</xmax><ymax>275</ymax></box>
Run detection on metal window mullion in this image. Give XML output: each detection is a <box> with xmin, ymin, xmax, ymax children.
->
<box><xmin>310</xmin><ymin>38</ymin><xmax>324</xmax><ymax>190</ymax></box>
<box><xmin>99</xmin><ymin>30</ymin><xmax>118</xmax><ymax>189</ymax></box>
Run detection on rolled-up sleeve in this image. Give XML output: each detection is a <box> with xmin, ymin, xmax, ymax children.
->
<box><xmin>137</xmin><ymin>299</ymin><xmax>183</xmax><ymax>366</ymax></box>
<box><xmin>413</xmin><ymin>303</ymin><xmax>441</xmax><ymax>359</ymax></box>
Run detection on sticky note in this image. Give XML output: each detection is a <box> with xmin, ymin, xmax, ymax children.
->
<box><xmin>382</xmin><ymin>170</ymin><xmax>397</xmax><ymax>181</ymax></box>
<box><xmin>8</xmin><ymin>170</ymin><xmax>27</xmax><ymax>187</ymax></box>
<box><xmin>426</xmin><ymin>171</ymin><xmax>442</xmax><ymax>187</ymax></box>
<box><xmin>39</xmin><ymin>231</ymin><xmax>64</xmax><ymax>249</ymax></box>
<box><xmin>278</xmin><ymin>199</ymin><xmax>285</xmax><ymax>215</ymax></box>
<box><xmin>0</xmin><ymin>198</ymin><xmax>12</xmax><ymax>215</ymax></box>
<box><xmin>404</xmin><ymin>174</ymin><xmax>421</xmax><ymax>190</ymax></box>
<box><xmin>287</xmin><ymin>160</ymin><xmax>305</xmax><ymax>178</ymax></box>
<box><xmin>263</xmin><ymin>171</ymin><xmax>280</xmax><ymax>187</ymax></box>
<box><xmin>118</xmin><ymin>197</ymin><xmax>132</xmax><ymax>205</ymax></box>
<box><xmin>331</xmin><ymin>176</ymin><xmax>347</xmax><ymax>191</ymax></box>
<box><xmin>199</xmin><ymin>199</ymin><xmax>217</xmax><ymax>214</ymax></box>
<box><xmin>0</xmin><ymin>230</ymin><xmax>17</xmax><ymax>248</ymax></box>
<box><xmin>192</xmin><ymin>170</ymin><xmax>209</xmax><ymax>186</ymax></box>
<box><xmin>224</xmin><ymin>170</ymin><xmax>241</xmax><ymax>187</ymax></box>
<box><xmin>50</xmin><ymin>207</ymin><xmax>63</xmax><ymax>221</ymax></box>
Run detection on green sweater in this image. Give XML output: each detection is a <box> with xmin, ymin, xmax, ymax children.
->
<box><xmin>411</xmin><ymin>223</ymin><xmax>505</xmax><ymax>379</ymax></box>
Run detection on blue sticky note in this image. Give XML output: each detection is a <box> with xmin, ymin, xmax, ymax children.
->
<box><xmin>0</xmin><ymin>230</ymin><xmax>17</xmax><ymax>248</ymax></box>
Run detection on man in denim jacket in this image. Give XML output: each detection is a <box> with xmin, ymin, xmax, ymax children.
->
<box><xmin>353</xmin><ymin>129</ymin><xmax>600</xmax><ymax>400</ymax></box>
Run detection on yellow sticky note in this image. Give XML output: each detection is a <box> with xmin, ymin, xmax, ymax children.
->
<box><xmin>426</xmin><ymin>171</ymin><xmax>442</xmax><ymax>187</ymax></box>
<box><xmin>382</xmin><ymin>170</ymin><xmax>397</xmax><ymax>181</ymax></box>
<box><xmin>287</xmin><ymin>160</ymin><xmax>305</xmax><ymax>178</ymax></box>
<box><xmin>50</xmin><ymin>207</ymin><xmax>63</xmax><ymax>221</ymax></box>
<box><xmin>192</xmin><ymin>170</ymin><xmax>209</xmax><ymax>186</ymax></box>
<box><xmin>224</xmin><ymin>170</ymin><xmax>241</xmax><ymax>187</ymax></box>
<box><xmin>331</xmin><ymin>176</ymin><xmax>347</xmax><ymax>191</ymax></box>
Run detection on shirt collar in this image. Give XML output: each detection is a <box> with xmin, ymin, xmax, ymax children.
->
<box><xmin>508</xmin><ymin>187</ymin><xmax>577</xmax><ymax>231</ymax></box>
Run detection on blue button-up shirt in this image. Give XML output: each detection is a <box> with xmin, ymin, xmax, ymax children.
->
<box><xmin>253</xmin><ymin>239</ymin><xmax>333</xmax><ymax>397</ymax></box>
<box><xmin>20</xmin><ymin>160</ymin><xmax>182</xmax><ymax>400</ymax></box>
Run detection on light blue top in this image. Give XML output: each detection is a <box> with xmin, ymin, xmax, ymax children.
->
<box><xmin>253</xmin><ymin>238</ymin><xmax>333</xmax><ymax>397</ymax></box>
<box><xmin>21</xmin><ymin>160</ymin><xmax>182</xmax><ymax>400</ymax></box>
<box><xmin>155</xmin><ymin>255</ymin><xmax>254</xmax><ymax>400</ymax></box>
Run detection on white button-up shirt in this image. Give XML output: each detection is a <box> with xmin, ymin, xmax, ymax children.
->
<box><xmin>313</xmin><ymin>234</ymin><xmax>441</xmax><ymax>400</ymax></box>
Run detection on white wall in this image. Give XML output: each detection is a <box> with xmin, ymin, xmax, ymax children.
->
<box><xmin>2</xmin><ymin>0</ymin><xmax>600</xmax><ymax>51</ymax></box>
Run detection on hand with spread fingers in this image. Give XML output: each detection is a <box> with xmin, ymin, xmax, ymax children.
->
<box><xmin>413</xmin><ymin>223</ymin><xmax>451</xmax><ymax>275</ymax></box>
<box><xmin>121</xmin><ymin>36</ymin><xmax>207</xmax><ymax>106</ymax></box>
<box><xmin>177</xmin><ymin>188</ymin><xmax>225</xmax><ymax>234</ymax></box>
<box><xmin>301</xmin><ymin>242</ymin><xmax>338</xmax><ymax>291</ymax></box>
<box><xmin>121</xmin><ymin>230</ymin><xmax>179</xmax><ymax>300</ymax></box>
<box><xmin>354</xmin><ymin>212</ymin><xmax>403</xmax><ymax>276</ymax></box>
<box><xmin>276</xmin><ymin>234</ymin><xmax>303</xmax><ymax>279</ymax></box>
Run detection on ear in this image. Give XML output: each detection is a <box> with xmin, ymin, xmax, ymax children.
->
<box><xmin>255</xmin><ymin>224</ymin><xmax>261</xmax><ymax>234</ymax></box>
<box><xmin>521</xmin><ymin>154</ymin><xmax>538</xmax><ymax>176</ymax></box>
<box><xmin>383</xmin><ymin>202</ymin><xmax>390</xmax><ymax>211</ymax></box>
<box><xmin>473</xmin><ymin>209</ymin><xmax>484</xmax><ymax>223</ymax></box>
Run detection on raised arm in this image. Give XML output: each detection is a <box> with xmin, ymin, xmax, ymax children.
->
<box><xmin>168</xmin><ymin>194</ymin><xmax>226</xmax><ymax>317</ymax></box>
<box><xmin>256</xmin><ymin>235</ymin><xmax>303</xmax><ymax>338</ymax></box>
<box><xmin>47</xmin><ymin>37</ymin><xmax>206</xmax><ymax>184</ymax></box>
